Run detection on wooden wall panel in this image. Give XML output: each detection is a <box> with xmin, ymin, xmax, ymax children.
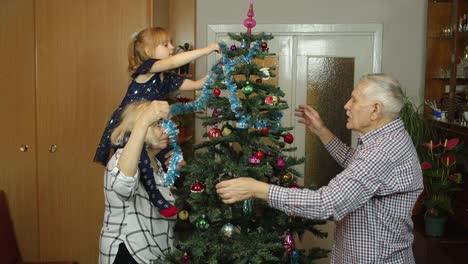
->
<box><xmin>0</xmin><ymin>0</ymin><xmax>39</xmax><ymax>261</ymax></box>
<box><xmin>34</xmin><ymin>1</ymin><xmax>151</xmax><ymax>263</ymax></box>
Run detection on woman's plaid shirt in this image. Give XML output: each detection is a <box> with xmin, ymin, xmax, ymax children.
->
<box><xmin>99</xmin><ymin>149</ymin><xmax>176</xmax><ymax>264</ymax></box>
<box><xmin>268</xmin><ymin>119</ymin><xmax>423</xmax><ymax>263</ymax></box>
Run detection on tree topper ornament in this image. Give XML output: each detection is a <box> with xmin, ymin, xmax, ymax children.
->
<box><xmin>243</xmin><ymin>0</ymin><xmax>256</xmax><ymax>35</ymax></box>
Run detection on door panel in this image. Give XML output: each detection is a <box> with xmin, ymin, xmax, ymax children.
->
<box><xmin>35</xmin><ymin>0</ymin><xmax>151</xmax><ymax>263</ymax></box>
<box><xmin>0</xmin><ymin>0</ymin><xmax>39</xmax><ymax>260</ymax></box>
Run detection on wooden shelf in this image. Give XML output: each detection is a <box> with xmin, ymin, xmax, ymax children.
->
<box><xmin>433</xmin><ymin>119</ymin><xmax>468</xmax><ymax>136</ymax></box>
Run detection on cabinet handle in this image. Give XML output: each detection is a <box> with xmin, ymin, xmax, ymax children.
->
<box><xmin>49</xmin><ymin>144</ymin><xmax>57</xmax><ymax>153</ymax></box>
<box><xmin>19</xmin><ymin>144</ymin><xmax>29</xmax><ymax>152</ymax></box>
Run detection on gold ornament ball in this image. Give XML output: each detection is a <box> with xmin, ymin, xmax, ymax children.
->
<box><xmin>280</xmin><ymin>172</ymin><xmax>293</xmax><ymax>185</ymax></box>
<box><xmin>178</xmin><ymin>210</ymin><xmax>189</xmax><ymax>220</ymax></box>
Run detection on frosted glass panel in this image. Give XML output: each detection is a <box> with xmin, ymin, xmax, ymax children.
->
<box><xmin>304</xmin><ymin>57</ymin><xmax>354</xmax><ymax>187</ymax></box>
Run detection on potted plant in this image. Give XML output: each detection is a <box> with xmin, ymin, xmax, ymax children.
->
<box><xmin>400</xmin><ymin>96</ymin><xmax>436</xmax><ymax>215</ymax></box>
<box><xmin>174</xmin><ymin>42</ymin><xmax>193</xmax><ymax>74</ymax></box>
<box><xmin>420</xmin><ymin>138</ymin><xmax>464</xmax><ymax>236</ymax></box>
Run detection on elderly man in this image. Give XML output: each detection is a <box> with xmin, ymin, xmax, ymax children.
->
<box><xmin>216</xmin><ymin>73</ymin><xmax>423</xmax><ymax>263</ymax></box>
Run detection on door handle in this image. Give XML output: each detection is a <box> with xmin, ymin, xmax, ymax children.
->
<box><xmin>19</xmin><ymin>144</ymin><xmax>29</xmax><ymax>152</ymax></box>
<box><xmin>49</xmin><ymin>144</ymin><xmax>57</xmax><ymax>153</ymax></box>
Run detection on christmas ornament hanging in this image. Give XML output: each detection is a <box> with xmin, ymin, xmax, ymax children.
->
<box><xmin>264</xmin><ymin>95</ymin><xmax>278</xmax><ymax>105</ymax></box>
<box><xmin>240</xmin><ymin>39</ymin><xmax>248</xmax><ymax>49</ymax></box>
<box><xmin>182</xmin><ymin>252</ymin><xmax>189</xmax><ymax>263</ymax></box>
<box><xmin>213</xmin><ymin>88</ymin><xmax>221</xmax><ymax>97</ymax></box>
<box><xmin>276</xmin><ymin>156</ymin><xmax>285</xmax><ymax>169</ymax></box>
<box><xmin>178</xmin><ymin>210</ymin><xmax>189</xmax><ymax>220</ymax></box>
<box><xmin>243</xmin><ymin>199</ymin><xmax>254</xmax><ymax>215</ymax></box>
<box><xmin>261</xmin><ymin>41</ymin><xmax>268</xmax><ymax>50</ymax></box>
<box><xmin>195</xmin><ymin>215</ymin><xmax>210</xmax><ymax>230</ymax></box>
<box><xmin>242</xmin><ymin>83</ymin><xmax>254</xmax><ymax>95</ymax></box>
<box><xmin>254</xmin><ymin>151</ymin><xmax>264</xmax><ymax>160</ymax></box>
<box><xmin>220</xmin><ymin>223</ymin><xmax>238</xmax><ymax>237</ymax></box>
<box><xmin>283</xmin><ymin>230</ymin><xmax>295</xmax><ymax>256</ymax></box>
<box><xmin>221</xmin><ymin>123</ymin><xmax>233</xmax><ymax>137</ymax></box>
<box><xmin>259</xmin><ymin>67</ymin><xmax>270</xmax><ymax>80</ymax></box>
<box><xmin>211</xmin><ymin>108</ymin><xmax>219</xmax><ymax>118</ymax></box>
<box><xmin>290</xmin><ymin>183</ymin><xmax>300</xmax><ymax>189</ymax></box>
<box><xmin>255</xmin><ymin>78</ymin><xmax>262</xmax><ymax>83</ymax></box>
<box><xmin>190</xmin><ymin>182</ymin><xmax>205</xmax><ymax>193</ymax></box>
<box><xmin>261</xmin><ymin>127</ymin><xmax>269</xmax><ymax>134</ymax></box>
<box><xmin>283</xmin><ymin>132</ymin><xmax>294</xmax><ymax>144</ymax></box>
<box><xmin>230</xmin><ymin>44</ymin><xmax>237</xmax><ymax>51</ymax></box>
<box><xmin>248</xmin><ymin>155</ymin><xmax>260</xmax><ymax>166</ymax></box>
<box><xmin>208</xmin><ymin>127</ymin><xmax>222</xmax><ymax>139</ymax></box>
<box><xmin>280</xmin><ymin>172</ymin><xmax>293</xmax><ymax>185</ymax></box>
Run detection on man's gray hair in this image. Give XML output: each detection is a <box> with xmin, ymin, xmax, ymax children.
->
<box><xmin>360</xmin><ymin>73</ymin><xmax>404</xmax><ymax>119</ymax></box>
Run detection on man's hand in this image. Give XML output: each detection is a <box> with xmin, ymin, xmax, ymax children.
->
<box><xmin>295</xmin><ymin>104</ymin><xmax>334</xmax><ymax>145</ymax></box>
<box><xmin>216</xmin><ymin>177</ymin><xmax>270</xmax><ymax>204</ymax></box>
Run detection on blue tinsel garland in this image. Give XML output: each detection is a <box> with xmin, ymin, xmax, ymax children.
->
<box><xmin>160</xmin><ymin>39</ymin><xmax>262</xmax><ymax>186</ymax></box>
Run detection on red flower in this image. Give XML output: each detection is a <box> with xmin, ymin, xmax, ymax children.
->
<box><xmin>445</xmin><ymin>138</ymin><xmax>460</xmax><ymax>151</ymax></box>
<box><xmin>441</xmin><ymin>154</ymin><xmax>456</xmax><ymax>166</ymax></box>
<box><xmin>422</xmin><ymin>140</ymin><xmax>442</xmax><ymax>150</ymax></box>
<box><xmin>421</xmin><ymin>161</ymin><xmax>432</xmax><ymax>170</ymax></box>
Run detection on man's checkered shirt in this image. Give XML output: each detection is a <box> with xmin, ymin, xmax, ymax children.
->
<box><xmin>99</xmin><ymin>149</ymin><xmax>176</xmax><ymax>264</ymax></box>
<box><xmin>269</xmin><ymin>119</ymin><xmax>423</xmax><ymax>263</ymax></box>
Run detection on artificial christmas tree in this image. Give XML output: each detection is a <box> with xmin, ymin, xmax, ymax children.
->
<box><xmin>159</xmin><ymin>2</ymin><xmax>330</xmax><ymax>263</ymax></box>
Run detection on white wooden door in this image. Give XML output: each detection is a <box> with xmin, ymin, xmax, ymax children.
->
<box><xmin>291</xmin><ymin>33</ymin><xmax>380</xmax><ymax>183</ymax></box>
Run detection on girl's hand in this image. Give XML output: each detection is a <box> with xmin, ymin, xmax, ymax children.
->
<box><xmin>205</xmin><ymin>43</ymin><xmax>220</xmax><ymax>54</ymax></box>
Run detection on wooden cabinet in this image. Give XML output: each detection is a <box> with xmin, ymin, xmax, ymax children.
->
<box><xmin>425</xmin><ymin>0</ymin><xmax>468</xmax><ymax>124</ymax></box>
<box><xmin>0</xmin><ymin>0</ymin><xmax>152</xmax><ymax>263</ymax></box>
<box><xmin>419</xmin><ymin>1</ymin><xmax>468</xmax><ymax>260</ymax></box>
<box><xmin>413</xmin><ymin>216</ymin><xmax>468</xmax><ymax>264</ymax></box>
<box><xmin>425</xmin><ymin>0</ymin><xmax>468</xmax><ymax>228</ymax></box>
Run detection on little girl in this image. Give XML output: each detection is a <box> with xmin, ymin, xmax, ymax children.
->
<box><xmin>94</xmin><ymin>27</ymin><xmax>219</xmax><ymax>217</ymax></box>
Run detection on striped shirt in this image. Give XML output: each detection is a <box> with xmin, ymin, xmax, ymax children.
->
<box><xmin>99</xmin><ymin>148</ymin><xmax>176</xmax><ymax>264</ymax></box>
<box><xmin>268</xmin><ymin>119</ymin><xmax>423</xmax><ymax>264</ymax></box>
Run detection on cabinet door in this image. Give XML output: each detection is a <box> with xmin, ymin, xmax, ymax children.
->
<box><xmin>0</xmin><ymin>0</ymin><xmax>39</xmax><ymax>261</ymax></box>
<box><xmin>35</xmin><ymin>0</ymin><xmax>151</xmax><ymax>263</ymax></box>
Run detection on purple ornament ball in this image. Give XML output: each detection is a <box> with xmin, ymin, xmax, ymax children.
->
<box><xmin>230</xmin><ymin>44</ymin><xmax>237</xmax><ymax>51</ymax></box>
<box><xmin>249</xmin><ymin>155</ymin><xmax>261</xmax><ymax>166</ymax></box>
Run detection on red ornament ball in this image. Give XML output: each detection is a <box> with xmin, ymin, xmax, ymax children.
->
<box><xmin>208</xmin><ymin>127</ymin><xmax>222</xmax><ymax>139</ymax></box>
<box><xmin>261</xmin><ymin>41</ymin><xmax>268</xmax><ymax>50</ymax></box>
<box><xmin>261</xmin><ymin>127</ymin><xmax>269</xmax><ymax>134</ymax></box>
<box><xmin>265</xmin><ymin>95</ymin><xmax>277</xmax><ymax>105</ymax></box>
<box><xmin>254</xmin><ymin>151</ymin><xmax>264</xmax><ymax>160</ymax></box>
<box><xmin>211</xmin><ymin>108</ymin><xmax>219</xmax><ymax>118</ymax></box>
<box><xmin>255</xmin><ymin>78</ymin><xmax>262</xmax><ymax>83</ymax></box>
<box><xmin>182</xmin><ymin>252</ymin><xmax>189</xmax><ymax>263</ymax></box>
<box><xmin>190</xmin><ymin>182</ymin><xmax>205</xmax><ymax>193</ymax></box>
<box><xmin>290</xmin><ymin>183</ymin><xmax>300</xmax><ymax>189</ymax></box>
<box><xmin>283</xmin><ymin>132</ymin><xmax>294</xmax><ymax>144</ymax></box>
<box><xmin>213</xmin><ymin>88</ymin><xmax>221</xmax><ymax>96</ymax></box>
